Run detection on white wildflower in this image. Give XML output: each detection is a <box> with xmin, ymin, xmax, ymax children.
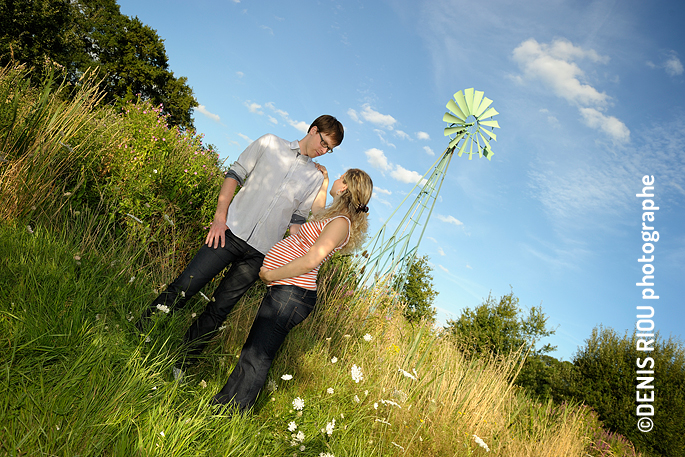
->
<box><xmin>299</xmin><ymin>445</ymin><xmax>305</xmax><ymax>451</ymax></box>
<box><xmin>327</xmin><ymin>387</ymin><xmax>334</xmax><ymax>394</ymax></box>
<box><xmin>363</xmin><ymin>333</ymin><xmax>373</xmax><ymax>341</ymax></box>
<box><xmin>64</xmin><ymin>192</ymin><xmax>72</xmax><ymax>197</ymax></box>
<box><xmin>129</xmin><ymin>276</ymin><xmax>135</xmax><ymax>283</ymax></box>
<box><xmin>292</xmin><ymin>397</ymin><xmax>305</xmax><ymax>411</ymax></box>
<box><xmin>163</xmin><ymin>214</ymin><xmax>175</xmax><ymax>226</ymax></box>
<box><xmin>319</xmin><ymin>453</ymin><xmax>335</xmax><ymax>457</ymax></box>
<box><xmin>26</xmin><ymin>225</ymin><xmax>34</xmax><ymax>234</ymax></box>
<box><xmin>281</xmin><ymin>374</ymin><xmax>293</xmax><ymax>380</ymax></box>
<box><xmin>156</xmin><ymin>304</ymin><xmax>170</xmax><ymax>314</ymax></box>
<box><xmin>325</xmin><ymin>418</ymin><xmax>336</xmax><ymax>436</ymax></box>
<box><xmin>95</xmin><ymin>314</ymin><xmax>101</xmax><ymax>320</ymax></box>
<box><xmin>200</xmin><ymin>379</ymin><xmax>207</xmax><ymax>388</ymax></box>
<box><xmin>399</xmin><ymin>368</ymin><xmax>416</xmax><ymax>380</ymax></box>
<box><xmin>267</xmin><ymin>379</ymin><xmax>278</xmax><ymax>392</ymax></box>
<box><xmin>375</xmin><ymin>418</ymin><xmax>391</xmax><ymax>425</ymax></box>
<box><xmin>145</xmin><ymin>336</ymin><xmax>151</xmax><ymax>343</ymax></box>
<box><xmin>373</xmin><ymin>402</ymin><xmax>378</xmax><ymax>409</ymax></box>
<box><xmin>295</xmin><ymin>430</ymin><xmax>305</xmax><ymax>442</ymax></box>
<box><xmin>153</xmin><ymin>169</ymin><xmax>158</xmax><ymax>173</ymax></box>
<box><xmin>331</xmin><ymin>356</ymin><xmax>338</xmax><ymax>363</ymax></box>
<box><xmin>126</xmin><ymin>213</ymin><xmax>143</xmax><ymax>224</ymax></box>
<box><xmin>351</xmin><ymin>364</ymin><xmax>363</xmax><ymax>383</ymax></box>
<box><xmin>160</xmin><ymin>431</ymin><xmax>165</xmax><ymax>437</ymax></box>
<box><xmin>287</xmin><ymin>421</ymin><xmax>297</xmax><ymax>432</ymax></box>
<box><xmin>391</xmin><ymin>442</ymin><xmax>405</xmax><ymax>451</ymax></box>
<box><xmin>180</xmin><ymin>290</ymin><xmax>186</xmax><ymax>297</ymax></box>
<box><xmin>199</xmin><ymin>291</ymin><xmax>210</xmax><ymax>301</ymax></box>
<box><xmin>191</xmin><ymin>312</ymin><xmax>197</xmax><ymax>318</ymax></box>
<box><xmin>381</xmin><ymin>399</ymin><xmax>401</xmax><ymax>408</ymax></box>
<box><xmin>343</xmin><ymin>334</ymin><xmax>351</xmax><ymax>338</ymax></box>
<box><xmin>473</xmin><ymin>434</ymin><xmax>490</xmax><ymax>452</ymax></box>
<box><xmin>354</xmin><ymin>395</ymin><xmax>360</xmax><ymax>403</ymax></box>
<box><xmin>393</xmin><ymin>389</ymin><xmax>408</xmax><ymax>403</ymax></box>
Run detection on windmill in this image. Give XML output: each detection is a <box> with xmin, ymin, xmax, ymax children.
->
<box><xmin>356</xmin><ymin>88</ymin><xmax>500</xmax><ymax>289</ymax></box>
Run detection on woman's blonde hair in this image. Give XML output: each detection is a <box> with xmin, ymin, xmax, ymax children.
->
<box><xmin>312</xmin><ymin>168</ymin><xmax>373</xmax><ymax>254</ymax></box>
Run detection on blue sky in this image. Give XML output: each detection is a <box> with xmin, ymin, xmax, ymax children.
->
<box><xmin>117</xmin><ymin>0</ymin><xmax>684</xmax><ymax>361</ymax></box>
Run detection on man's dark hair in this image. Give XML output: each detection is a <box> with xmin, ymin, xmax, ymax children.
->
<box><xmin>309</xmin><ymin>115</ymin><xmax>344</xmax><ymax>147</ymax></box>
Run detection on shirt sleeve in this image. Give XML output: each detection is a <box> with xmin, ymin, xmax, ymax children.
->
<box><xmin>226</xmin><ymin>134</ymin><xmax>273</xmax><ymax>185</ymax></box>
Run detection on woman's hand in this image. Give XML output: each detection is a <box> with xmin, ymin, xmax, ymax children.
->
<box><xmin>259</xmin><ymin>266</ymin><xmax>272</xmax><ymax>284</ymax></box>
<box><xmin>314</xmin><ymin>162</ymin><xmax>328</xmax><ymax>181</ymax></box>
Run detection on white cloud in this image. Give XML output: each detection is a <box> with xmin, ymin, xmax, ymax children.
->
<box><xmin>579</xmin><ymin>108</ymin><xmax>630</xmax><ymax>143</ymax></box>
<box><xmin>196</xmin><ymin>105</ymin><xmax>220</xmax><ymax>123</ymax></box>
<box><xmin>365</xmin><ymin>148</ymin><xmax>392</xmax><ymax>171</ymax></box>
<box><xmin>264</xmin><ymin>102</ymin><xmax>309</xmax><ymax>134</ymax></box>
<box><xmin>373</xmin><ymin>129</ymin><xmax>396</xmax><ymax>148</ymax></box>
<box><xmin>437</xmin><ymin>214</ymin><xmax>463</xmax><ymax>226</ymax></box>
<box><xmin>245</xmin><ymin>102</ymin><xmax>263</xmax><ymax>114</ymax></box>
<box><xmin>391</xmin><ymin>165</ymin><xmax>425</xmax><ymax>185</ymax></box>
<box><xmin>438</xmin><ymin>265</ymin><xmax>449</xmax><ymax>273</ymax></box>
<box><xmin>237</xmin><ymin>133</ymin><xmax>253</xmax><ymax>144</ymax></box>
<box><xmin>512</xmin><ymin>38</ymin><xmax>610</xmax><ymax>106</ymax></box>
<box><xmin>347</xmin><ymin>108</ymin><xmax>362</xmax><ymax>123</ymax></box>
<box><xmin>423</xmin><ymin>146</ymin><xmax>435</xmax><ymax>156</ymax></box>
<box><xmin>394</xmin><ymin>130</ymin><xmax>411</xmax><ymax>140</ymax></box>
<box><xmin>374</xmin><ymin>187</ymin><xmax>392</xmax><ymax>195</ymax></box>
<box><xmin>360</xmin><ymin>105</ymin><xmax>397</xmax><ymax>129</ymax></box>
<box><xmin>236</xmin><ymin>71</ymin><xmax>244</xmax><ymax>78</ymax></box>
<box><xmin>513</xmin><ymin>38</ymin><xmax>629</xmax><ymax>142</ymax></box>
<box><xmin>260</xmin><ymin>25</ymin><xmax>274</xmax><ymax>35</ymax></box>
<box><xmin>665</xmin><ymin>54</ymin><xmax>684</xmax><ymax>76</ymax></box>
<box><xmin>268</xmin><ymin>116</ymin><xmax>278</xmax><ymax>125</ymax></box>
<box><xmin>466</xmin><ymin>264</ymin><xmax>472</xmax><ymax>270</ymax></box>
<box><xmin>416</xmin><ymin>131</ymin><xmax>430</xmax><ymax>140</ymax></box>
<box><xmin>437</xmin><ymin>247</ymin><xmax>445</xmax><ymax>256</ymax></box>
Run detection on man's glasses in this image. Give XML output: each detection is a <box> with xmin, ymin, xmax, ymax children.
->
<box><xmin>319</xmin><ymin>132</ymin><xmax>334</xmax><ymax>154</ymax></box>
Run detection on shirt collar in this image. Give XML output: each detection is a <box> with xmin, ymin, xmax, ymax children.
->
<box><xmin>292</xmin><ymin>140</ymin><xmax>312</xmax><ymax>162</ymax></box>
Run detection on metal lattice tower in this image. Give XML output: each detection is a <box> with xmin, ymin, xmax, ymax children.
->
<box><xmin>356</xmin><ymin>88</ymin><xmax>500</xmax><ymax>288</ymax></box>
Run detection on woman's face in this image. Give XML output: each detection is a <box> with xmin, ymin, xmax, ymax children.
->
<box><xmin>330</xmin><ymin>173</ymin><xmax>348</xmax><ymax>198</ymax></box>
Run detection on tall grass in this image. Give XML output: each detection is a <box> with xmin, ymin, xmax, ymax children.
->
<box><xmin>0</xmin><ymin>65</ymin><xmax>641</xmax><ymax>456</ymax></box>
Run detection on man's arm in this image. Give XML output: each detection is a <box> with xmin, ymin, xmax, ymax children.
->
<box><xmin>205</xmin><ymin>177</ymin><xmax>239</xmax><ymax>249</ymax></box>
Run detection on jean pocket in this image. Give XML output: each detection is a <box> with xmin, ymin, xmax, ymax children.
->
<box><xmin>285</xmin><ymin>300</ymin><xmax>315</xmax><ymax>332</ymax></box>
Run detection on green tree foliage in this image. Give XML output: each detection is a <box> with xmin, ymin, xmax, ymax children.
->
<box><xmin>559</xmin><ymin>326</ymin><xmax>685</xmax><ymax>457</ymax></box>
<box><xmin>0</xmin><ymin>0</ymin><xmax>197</xmax><ymax>128</ymax></box>
<box><xmin>444</xmin><ymin>290</ymin><xmax>557</xmax><ymax>397</ymax></box>
<box><xmin>397</xmin><ymin>255</ymin><xmax>438</xmax><ymax>325</ymax></box>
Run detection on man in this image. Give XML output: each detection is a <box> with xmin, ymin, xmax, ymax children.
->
<box><xmin>141</xmin><ymin>115</ymin><xmax>343</xmax><ymax>377</ymax></box>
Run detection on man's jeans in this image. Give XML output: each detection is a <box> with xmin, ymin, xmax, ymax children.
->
<box><xmin>212</xmin><ymin>285</ymin><xmax>317</xmax><ymax>411</ymax></box>
<box><xmin>148</xmin><ymin>229</ymin><xmax>265</xmax><ymax>362</ymax></box>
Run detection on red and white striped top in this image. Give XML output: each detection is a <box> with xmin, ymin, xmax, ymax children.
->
<box><xmin>262</xmin><ymin>215</ymin><xmax>351</xmax><ymax>290</ymax></box>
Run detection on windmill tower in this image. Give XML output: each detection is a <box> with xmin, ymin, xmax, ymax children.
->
<box><xmin>357</xmin><ymin>88</ymin><xmax>500</xmax><ymax>288</ymax></box>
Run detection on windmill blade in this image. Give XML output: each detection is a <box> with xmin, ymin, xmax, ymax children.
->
<box><xmin>479</xmin><ymin>107</ymin><xmax>499</xmax><ymax>119</ymax></box>
<box><xmin>457</xmin><ymin>136</ymin><xmax>469</xmax><ymax>157</ymax></box>
<box><xmin>474</xmin><ymin>96</ymin><xmax>494</xmax><ymax>118</ymax></box>
<box><xmin>472</xmin><ymin>90</ymin><xmax>484</xmax><ymax>117</ymax></box>
<box><xmin>443</xmin><ymin>112</ymin><xmax>464</xmax><ymax>124</ymax></box>
<box><xmin>478</xmin><ymin>131</ymin><xmax>491</xmax><ymax>149</ymax></box>
<box><xmin>483</xmin><ymin>145</ymin><xmax>494</xmax><ymax>160</ymax></box>
<box><xmin>444</xmin><ymin>126</ymin><xmax>465</xmax><ymax>136</ymax></box>
<box><xmin>464</xmin><ymin>88</ymin><xmax>476</xmax><ymax>114</ymax></box>
<box><xmin>448</xmin><ymin>131</ymin><xmax>467</xmax><ymax>149</ymax></box>
<box><xmin>454</xmin><ymin>90</ymin><xmax>470</xmax><ymax>117</ymax></box>
<box><xmin>481</xmin><ymin>128</ymin><xmax>497</xmax><ymax>141</ymax></box>
<box><xmin>468</xmin><ymin>136</ymin><xmax>474</xmax><ymax>160</ymax></box>
<box><xmin>479</xmin><ymin>119</ymin><xmax>500</xmax><ymax>129</ymax></box>
<box><xmin>446</xmin><ymin>100</ymin><xmax>467</xmax><ymax>121</ymax></box>
<box><xmin>476</xmin><ymin>133</ymin><xmax>483</xmax><ymax>158</ymax></box>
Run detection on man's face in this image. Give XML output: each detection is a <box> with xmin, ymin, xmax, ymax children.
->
<box><xmin>304</xmin><ymin>127</ymin><xmax>336</xmax><ymax>158</ymax></box>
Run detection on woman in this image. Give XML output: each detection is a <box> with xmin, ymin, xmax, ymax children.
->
<box><xmin>211</xmin><ymin>168</ymin><xmax>373</xmax><ymax>412</ymax></box>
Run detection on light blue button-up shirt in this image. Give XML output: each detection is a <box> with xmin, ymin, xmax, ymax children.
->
<box><xmin>224</xmin><ymin>133</ymin><xmax>324</xmax><ymax>255</ymax></box>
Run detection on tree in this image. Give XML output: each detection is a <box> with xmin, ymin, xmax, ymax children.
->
<box><xmin>563</xmin><ymin>326</ymin><xmax>685</xmax><ymax>457</ymax></box>
<box><xmin>0</xmin><ymin>0</ymin><xmax>197</xmax><ymax>128</ymax></box>
<box><xmin>397</xmin><ymin>255</ymin><xmax>438</xmax><ymax>325</ymax></box>
<box><xmin>445</xmin><ymin>290</ymin><xmax>556</xmax><ymax>357</ymax></box>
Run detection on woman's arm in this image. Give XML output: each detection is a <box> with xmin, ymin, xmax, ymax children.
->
<box><xmin>260</xmin><ymin>217</ymin><xmax>349</xmax><ymax>283</ymax></box>
<box><xmin>310</xmin><ymin>163</ymin><xmax>329</xmax><ymax>216</ymax></box>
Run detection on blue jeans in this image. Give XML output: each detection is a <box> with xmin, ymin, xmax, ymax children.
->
<box><xmin>147</xmin><ymin>229</ymin><xmax>265</xmax><ymax>361</ymax></box>
<box><xmin>213</xmin><ymin>284</ymin><xmax>317</xmax><ymax>411</ymax></box>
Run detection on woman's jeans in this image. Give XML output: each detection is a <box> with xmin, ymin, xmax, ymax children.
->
<box><xmin>213</xmin><ymin>285</ymin><xmax>317</xmax><ymax>411</ymax></box>
<box><xmin>147</xmin><ymin>229</ymin><xmax>265</xmax><ymax>362</ymax></box>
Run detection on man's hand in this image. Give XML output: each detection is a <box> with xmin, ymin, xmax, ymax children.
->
<box><xmin>259</xmin><ymin>266</ymin><xmax>272</xmax><ymax>284</ymax></box>
<box><xmin>205</xmin><ymin>217</ymin><xmax>229</xmax><ymax>248</ymax></box>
